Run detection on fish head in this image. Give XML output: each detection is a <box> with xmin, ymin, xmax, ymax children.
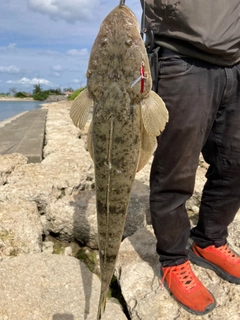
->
<box><xmin>86</xmin><ymin>5</ymin><xmax>152</xmax><ymax>102</ymax></box>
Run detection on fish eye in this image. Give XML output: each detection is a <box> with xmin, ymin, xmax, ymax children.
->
<box><xmin>101</xmin><ymin>37</ymin><xmax>108</xmax><ymax>46</ymax></box>
<box><xmin>125</xmin><ymin>38</ymin><xmax>133</xmax><ymax>47</ymax></box>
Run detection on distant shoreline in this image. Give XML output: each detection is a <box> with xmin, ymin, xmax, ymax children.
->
<box><xmin>0</xmin><ymin>97</ymin><xmax>34</xmax><ymax>102</ymax></box>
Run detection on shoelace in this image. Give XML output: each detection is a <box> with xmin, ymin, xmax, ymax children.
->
<box><xmin>161</xmin><ymin>261</ymin><xmax>197</xmax><ymax>290</ymax></box>
<box><xmin>217</xmin><ymin>244</ymin><xmax>239</xmax><ymax>262</ymax></box>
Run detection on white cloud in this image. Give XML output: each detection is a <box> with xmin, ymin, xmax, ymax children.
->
<box><xmin>7</xmin><ymin>43</ymin><xmax>17</xmax><ymax>49</ymax></box>
<box><xmin>67</xmin><ymin>48</ymin><xmax>88</xmax><ymax>56</ymax></box>
<box><xmin>0</xmin><ymin>65</ymin><xmax>20</xmax><ymax>73</ymax></box>
<box><xmin>27</xmin><ymin>0</ymin><xmax>100</xmax><ymax>22</ymax></box>
<box><xmin>36</xmin><ymin>50</ymin><xmax>61</xmax><ymax>58</ymax></box>
<box><xmin>7</xmin><ymin>77</ymin><xmax>52</xmax><ymax>86</ymax></box>
<box><xmin>72</xmin><ymin>79</ymin><xmax>83</xmax><ymax>84</ymax></box>
<box><xmin>52</xmin><ymin>65</ymin><xmax>62</xmax><ymax>71</ymax></box>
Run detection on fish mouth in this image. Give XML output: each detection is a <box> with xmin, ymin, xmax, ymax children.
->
<box><xmin>118</xmin><ymin>3</ymin><xmax>138</xmax><ymax>22</ymax></box>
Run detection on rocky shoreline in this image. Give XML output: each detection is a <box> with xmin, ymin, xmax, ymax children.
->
<box><xmin>0</xmin><ymin>100</ymin><xmax>240</xmax><ymax>319</ymax></box>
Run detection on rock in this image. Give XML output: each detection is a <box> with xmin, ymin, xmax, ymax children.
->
<box><xmin>64</xmin><ymin>246</ymin><xmax>73</xmax><ymax>256</ymax></box>
<box><xmin>45</xmin><ymin>190</ymin><xmax>98</xmax><ymax>247</ymax></box>
<box><xmin>0</xmin><ymin>199</ymin><xmax>42</xmax><ymax>259</ymax></box>
<box><xmin>44</xmin><ymin>180</ymin><xmax>150</xmax><ymax>248</ymax></box>
<box><xmin>44</xmin><ymin>95</ymin><xmax>68</xmax><ymax>103</ymax></box>
<box><xmin>135</xmin><ymin>155</ymin><xmax>153</xmax><ymax>186</ymax></box>
<box><xmin>124</xmin><ymin>179</ymin><xmax>151</xmax><ymax>236</ymax></box>
<box><xmin>116</xmin><ymin>224</ymin><xmax>240</xmax><ymax>320</ymax></box>
<box><xmin>0</xmin><ymin>153</ymin><xmax>28</xmax><ymax>185</ymax></box>
<box><xmin>0</xmin><ymin>151</ymin><xmax>92</xmax><ymax>214</ymax></box>
<box><xmin>0</xmin><ymin>253</ymin><xmax>128</xmax><ymax>320</ymax></box>
<box><xmin>42</xmin><ymin>102</ymin><xmax>86</xmax><ymax>158</ymax></box>
<box><xmin>227</xmin><ymin>210</ymin><xmax>240</xmax><ymax>250</ymax></box>
<box><xmin>42</xmin><ymin>241</ymin><xmax>54</xmax><ymax>254</ymax></box>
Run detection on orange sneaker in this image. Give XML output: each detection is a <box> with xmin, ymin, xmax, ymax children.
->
<box><xmin>161</xmin><ymin>260</ymin><xmax>216</xmax><ymax>315</ymax></box>
<box><xmin>189</xmin><ymin>243</ymin><xmax>240</xmax><ymax>284</ymax></box>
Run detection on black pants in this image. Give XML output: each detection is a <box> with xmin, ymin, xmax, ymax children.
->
<box><xmin>150</xmin><ymin>49</ymin><xmax>240</xmax><ymax>266</ymax></box>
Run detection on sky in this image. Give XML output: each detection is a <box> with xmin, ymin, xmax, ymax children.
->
<box><xmin>0</xmin><ymin>0</ymin><xmax>143</xmax><ymax>94</ymax></box>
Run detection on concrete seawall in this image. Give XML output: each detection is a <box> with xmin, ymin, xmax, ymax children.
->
<box><xmin>0</xmin><ymin>109</ymin><xmax>48</xmax><ymax>163</ymax></box>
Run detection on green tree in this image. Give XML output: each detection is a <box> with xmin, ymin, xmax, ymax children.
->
<box><xmin>32</xmin><ymin>91</ymin><xmax>49</xmax><ymax>101</ymax></box>
<box><xmin>33</xmin><ymin>84</ymin><xmax>42</xmax><ymax>94</ymax></box>
<box><xmin>14</xmin><ymin>92</ymin><xmax>28</xmax><ymax>98</ymax></box>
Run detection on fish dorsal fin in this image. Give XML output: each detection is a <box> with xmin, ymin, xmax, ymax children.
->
<box><xmin>70</xmin><ymin>88</ymin><xmax>93</xmax><ymax>129</ymax></box>
<box><xmin>141</xmin><ymin>90</ymin><xmax>168</xmax><ymax>136</ymax></box>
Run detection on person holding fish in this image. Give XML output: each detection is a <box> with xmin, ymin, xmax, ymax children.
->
<box><xmin>141</xmin><ymin>0</ymin><xmax>240</xmax><ymax>315</ymax></box>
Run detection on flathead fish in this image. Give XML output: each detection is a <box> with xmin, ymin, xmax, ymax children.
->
<box><xmin>70</xmin><ymin>1</ymin><xmax>168</xmax><ymax>319</ymax></box>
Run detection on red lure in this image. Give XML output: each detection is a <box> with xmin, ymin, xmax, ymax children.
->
<box><xmin>140</xmin><ymin>62</ymin><xmax>145</xmax><ymax>93</ymax></box>
<box><xmin>130</xmin><ymin>61</ymin><xmax>146</xmax><ymax>93</ymax></box>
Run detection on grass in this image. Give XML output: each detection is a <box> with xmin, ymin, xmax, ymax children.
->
<box><xmin>68</xmin><ymin>87</ymin><xmax>86</xmax><ymax>101</ymax></box>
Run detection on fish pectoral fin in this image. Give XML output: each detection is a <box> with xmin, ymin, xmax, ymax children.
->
<box><xmin>137</xmin><ymin>125</ymin><xmax>157</xmax><ymax>172</ymax></box>
<box><xmin>137</xmin><ymin>91</ymin><xmax>168</xmax><ymax>171</ymax></box>
<box><xmin>141</xmin><ymin>90</ymin><xmax>169</xmax><ymax>137</ymax></box>
<box><xmin>70</xmin><ymin>88</ymin><xmax>93</xmax><ymax>129</ymax></box>
<box><xmin>87</xmin><ymin>121</ymin><xmax>94</xmax><ymax>160</ymax></box>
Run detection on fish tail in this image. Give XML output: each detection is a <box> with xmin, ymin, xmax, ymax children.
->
<box><xmin>97</xmin><ymin>292</ymin><xmax>107</xmax><ymax>320</ymax></box>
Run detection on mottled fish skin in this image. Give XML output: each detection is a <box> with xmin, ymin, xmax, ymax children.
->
<box><xmin>70</xmin><ymin>2</ymin><xmax>168</xmax><ymax>319</ymax></box>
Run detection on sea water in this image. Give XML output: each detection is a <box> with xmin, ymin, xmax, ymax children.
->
<box><xmin>0</xmin><ymin>100</ymin><xmax>42</xmax><ymax>122</ymax></box>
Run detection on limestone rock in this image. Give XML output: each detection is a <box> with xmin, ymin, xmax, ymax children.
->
<box><xmin>135</xmin><ymin>156</ymin><xmax>153</xmax><ymax>186</ymax></box>
<box><xmin>42</xmin><ymin>102</ymin><xmax>86</xmax><ymax>158</ymax></box>
<box><xmin>0</xmin><ymin>199</ymin><xmax>42</xmax><ymax>259</ymax></box>
<box><xmin>0</xmin><ymin>153</ymin><xmax>28</xmax><ymax>185</ymax></box>
<box><xmin>0</xmin><ymin>253</ymin><xmax>127</xmax><ymax>320</ymax></box>
<box><xmin>42</xmin><ymin>241</ymin><xmax>54</xmax><ymax>254</ymax></box>
<box><xmin>124</xmin><ymin>179</ymin><xmax>151</xmax><ymax>237</ymax></box>
<box><xmin>44</xmin><ymin>94</ymin><xmax>67</xmax><ymax>102</ymax></box>
<box><xmin>0</xmin><ymin>151</ymin><xmax>92</xmax><ymax>213</ymax></box>
<box><xmin>227</xmin><ymin>210</ymin><xmax>240</xmax><ymax>249</ymax></box>
<box><xmin>44</xmin><ymin>180</ymin><xmax>150</xmax><ymax>248</ymax></box>
<box><xmin>45</xmin><ymin>190</ymin><xmax>98</xmax><ymax>247</ymax></box>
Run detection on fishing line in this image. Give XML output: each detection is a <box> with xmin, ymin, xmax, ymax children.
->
<box><xmin>141</xmin><ymin>0</ymin><xmax>147</xmax><ymax>37</ymax></box>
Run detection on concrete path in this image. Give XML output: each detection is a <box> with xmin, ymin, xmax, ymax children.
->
<box><xmin>0</xmin><ymin>109</ymin><xmax>48</xmax><ymax>163</ymax></box>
